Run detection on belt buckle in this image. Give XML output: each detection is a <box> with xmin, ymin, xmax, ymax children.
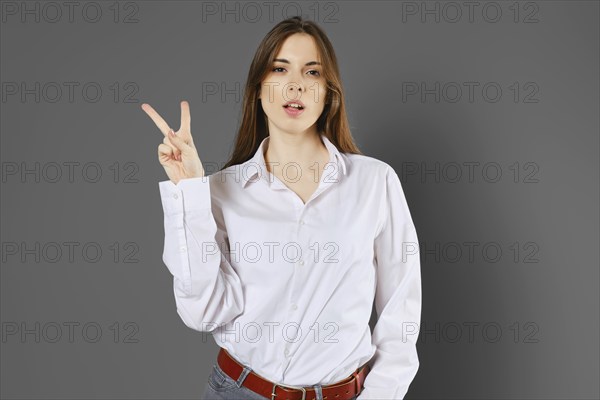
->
<box><xmin>271</xmin><ymin>382</ymin><xmax>306</xmax><ymax>400</ymax></box>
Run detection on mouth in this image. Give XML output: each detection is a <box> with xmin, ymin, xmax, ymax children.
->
<box><xmin>283</xmin><ymin>101</ymin><xmax>305</xmax><ymax>109</ymax></box>
<box><xmin>283</xmin><ymin>101</ymin><xmax>305</xmax><ymax>116</ymax></box>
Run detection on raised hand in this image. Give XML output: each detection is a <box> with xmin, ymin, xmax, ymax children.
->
<box><xmin>141</xmin><ymin>100</ymin><xmax>205</xmax><ymax>185</ymax></box>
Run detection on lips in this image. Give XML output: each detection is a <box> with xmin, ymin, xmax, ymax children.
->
<box><xmin>283</xmin><ymin>104</ymin><xmax>304</xmax><ymax>117</ymax></box>
<box><xmin>282</xmin><ymin>100</ymin><xmax>305</xmax><ymax>117</ymax></box>
<box><xmin>283</xmin><ymin>100</ymin><xmax>305</xmax><ymax>109</ymax></box>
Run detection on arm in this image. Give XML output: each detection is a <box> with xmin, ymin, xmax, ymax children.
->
<box><xmin>158</xmin><ymin>176</ymin><xmax>244</xmax><ymax>332</ymax></box>
<box><xmin>358</xmin><ymin>166</ymin><xmax>422</xmax><ymax>400</ymax></box>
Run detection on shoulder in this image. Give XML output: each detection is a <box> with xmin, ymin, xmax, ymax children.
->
<box><xmin>206</xmin><ymin>165</ymin><xmax>244</xmax><ymax>201</ymax></box>
<box><xmin>343</xmin><ymin>153</ymin><xmax>406</xmax><ymax>207</ymax></box>
<box><xmin>343</xmin><ymin>152</ymin><xmax>397</xmax><ymax>180</ymax></box>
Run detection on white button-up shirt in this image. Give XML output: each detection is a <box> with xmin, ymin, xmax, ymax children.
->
<box><xmin>158</xmin><ymin>134</ymin><xmax>422</xmax><ymax>399</ymax></box>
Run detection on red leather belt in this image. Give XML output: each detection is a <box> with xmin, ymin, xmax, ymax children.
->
<box><xmin>217</xmin><ymin>347</ymin><xmax>370</xmax><ymax>400</ymax></box>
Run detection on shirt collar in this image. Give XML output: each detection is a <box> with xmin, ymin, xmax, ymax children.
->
<box><xmin>239</xmin><ymin>133</ymin><xmax>347</xmax><ymax>188</ymax></box>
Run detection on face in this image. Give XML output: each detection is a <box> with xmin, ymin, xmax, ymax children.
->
<box><xmin>258</xmin><ymin>33</ymin><xmax>327</xmax><ymax>137</ymax></box>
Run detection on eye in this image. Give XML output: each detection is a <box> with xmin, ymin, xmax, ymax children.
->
<box><xmin>308</xmin><ymin>70</ymin><xmax>321</xmax><ymax>77</ymax></box>
<box><xmin>272</xmin><ymin>67</ymin><xmax>285</xmax><ymax>72</ymax></box>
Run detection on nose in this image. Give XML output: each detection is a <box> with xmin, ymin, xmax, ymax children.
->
<box><xmin>285</xmin><ymin>71</ymin><xmax>305</xmax><ymax>100</ymax></box>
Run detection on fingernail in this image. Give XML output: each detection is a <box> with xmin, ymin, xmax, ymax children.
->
<box><xmin>169</xmin><ymin>129</ymin><xmax>175</xmax><ymax>136</ymax></box>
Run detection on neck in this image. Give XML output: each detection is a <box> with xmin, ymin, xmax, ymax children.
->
<box><xmin>263</xmin><ymin>131</ymin><xmax>328</xmax><ymax>176</ymax></box>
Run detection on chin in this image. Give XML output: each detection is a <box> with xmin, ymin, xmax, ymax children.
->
<box><xmin>282</xmin><ymin>122</ymin><xmax>317</xmax><ymax>134</ymax></box>
<box><xmin>268</xmin><ymin>117</ymin><xmax>314</xmax><ymax>132</ymax></box>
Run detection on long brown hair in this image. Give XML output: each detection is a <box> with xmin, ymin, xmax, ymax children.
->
<box><xmin>221</xmin><ymin>16</ymin><xmax>362</xmax><ymax>171</ymax></box>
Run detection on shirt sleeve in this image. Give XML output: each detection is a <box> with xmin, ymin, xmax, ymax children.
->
<box><xmin>358</xmin><ymin>165</ymin><xmax>422</xmax><ymax>400</ymax></box>
<box><xmin>158</xmin><ymin>176</ymin><xmax>244</xmax><ymax>332</ymax></box>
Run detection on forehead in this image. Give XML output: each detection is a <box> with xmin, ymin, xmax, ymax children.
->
<box><xmin>275</xmin><ymin>33</ymin><xmax>320</xmax><ymax>61</ymax></box>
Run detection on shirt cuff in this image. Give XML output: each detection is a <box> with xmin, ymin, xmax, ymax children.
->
<box><xmin>158</xmin><ymin>176</ymin><xmax>211</xmax><ymax>217</ymax></box>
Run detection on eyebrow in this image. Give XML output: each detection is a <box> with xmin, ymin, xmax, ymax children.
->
<box><xmin>273</xmin><ymin>58</ymin><xmax>321</xmax><ymax>66</ymax></box>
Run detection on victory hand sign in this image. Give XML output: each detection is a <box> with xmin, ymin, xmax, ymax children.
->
<box><xmin>141</xmin><ymin>100</ymin><xmax>205</xmax><ymax>185</ymax></box>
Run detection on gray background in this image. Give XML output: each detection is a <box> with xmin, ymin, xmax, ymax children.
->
<box><xmin>1</xmin><ymin>1</ymin><xmax>598</xmax><ymax>399</ymax></box>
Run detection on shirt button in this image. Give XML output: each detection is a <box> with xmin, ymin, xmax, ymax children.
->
<box><xmin>173</xmin><ymin>193</ymin><xmax>179</xmax><ymax>199</ymax></box>
<box><xmin>291</xmin><ymin>303</ymin><xmax>298</xmax><ymax>310</ymax></box>
<box><xmin>298</xmin><ymin>260</ymin><xmax>304</xmax><ymax>266</ymax></box>
<box><xmin>180</xmin><ymin>246</ymin><xmax>187</xmax><ymax>252</ymax></box>
<box><xmin>284</xmin><ymin>349</ymin><xmax>290</xmax><ymax>357</ymax></box>
<box><xmin>299</xmin><ymin>220</ymin><xmax>305</xmax><ymax>225</ymax></box>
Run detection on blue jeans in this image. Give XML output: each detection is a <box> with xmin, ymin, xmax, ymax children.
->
<box><xmin>201</xmin><ymin>362</ymin><xmax>360</xmax><ymax>400</ymax></box>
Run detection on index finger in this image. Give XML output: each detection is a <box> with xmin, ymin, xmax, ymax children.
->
<box><xmin>180</xmin><ymin>100</ymin><xmax>191</xmax><ymax>133</ymax></box>
<box><xmin>141</xmin><ymin>103</ymin><xmax>171</xmax><ymax>136</ymax></box>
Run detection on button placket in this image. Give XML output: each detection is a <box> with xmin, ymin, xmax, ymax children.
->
<box><xmin>296</xmin><ymin>210</ymin><xmax>306</xmax><ymax>267</ymax></box>
<box><xmin>284</xmin><ymin>210</ymin><xmax>306</xmax><ymax>361</ymax></box>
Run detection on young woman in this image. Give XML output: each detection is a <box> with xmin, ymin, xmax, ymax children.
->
<box><xmin>142</xmin><ymin>16</ymin><xmax>421</xmax><ymax>400</ymax></box>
